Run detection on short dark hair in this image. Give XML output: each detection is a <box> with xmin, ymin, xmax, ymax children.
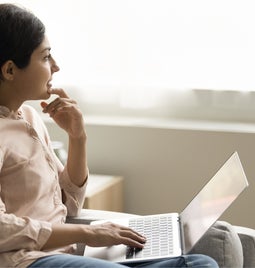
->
<box><xmin>0</xmin><ymin>4</ymin><xmax>45</xmax><ymax>79</ymax></box>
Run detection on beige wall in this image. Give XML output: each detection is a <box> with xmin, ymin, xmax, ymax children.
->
<box><xmin>46</xmin><ymin>118</ymin><xmax>255</xmax><ymax>229</ymax></box>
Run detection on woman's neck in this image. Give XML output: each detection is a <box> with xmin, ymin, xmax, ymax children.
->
<box><xmin>0</xmin><ymin>84</ymin><xmax>22</xmax><ymax>112</ymax></box>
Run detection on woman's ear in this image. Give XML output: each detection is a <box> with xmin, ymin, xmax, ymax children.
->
<box><xmin>1</xmin><ymin>60</ymin><xmax>16</xmax><ymax>81</ymax></box>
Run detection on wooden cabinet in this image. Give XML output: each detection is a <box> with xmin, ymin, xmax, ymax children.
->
<box><xmin>84</xmin><ymin>174</ymin><xmax>124</xmax><ymax>212</ymax></box>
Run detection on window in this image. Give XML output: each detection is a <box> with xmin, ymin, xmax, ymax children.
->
<box><xmin>4</xmin><ymin>0</ymin><xmax>255</xmax><ymax>121</ymax></box>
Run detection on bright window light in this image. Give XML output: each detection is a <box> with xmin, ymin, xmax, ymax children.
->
<box><xmin>55</xmin><ymin>0</ymin><xmax>255</xmax><ymax>92</ymax></box>
<box><xmin>3</xmin><ymin>0</ymin><xmax>255</xmax><ymax>98</ymax></box>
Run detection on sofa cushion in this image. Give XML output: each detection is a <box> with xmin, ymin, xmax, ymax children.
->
<box><xmin>234</xmin><ymin>226</ymin><xmax>255</xmax><ymax>268</ymax></box>
<box><xmin>190</xmin><ymin>221</ymin><xmax>243</xmax><ymax>268</ymax></box>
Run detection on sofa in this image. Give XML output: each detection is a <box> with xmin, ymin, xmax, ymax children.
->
<box><xmin>67</xmin><ymin>209</ymin><xmax>255</xmax><ymax>268</ymax></box>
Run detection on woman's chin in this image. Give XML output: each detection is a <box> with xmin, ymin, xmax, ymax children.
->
<box><xmin>35</xmin><ymin>94</ymin><xmax>50</xmax><ymax>101</ymax></box>
<box><xmin>42</xmin><ymin>91</ymin><xmax>51</xmax><ymax>99</ymax></box>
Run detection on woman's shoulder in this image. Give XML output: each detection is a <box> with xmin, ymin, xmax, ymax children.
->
<box><xmin>20</xmin><ymin>104</ymin><xmax>38</xmax><ymax>114</ymax></box>
<box><xmin>20</xmin><ymin>104</ymin><xmax>46</xmax><ymax>127</ymax></box>
<box><xmin>20</xmin><ymin>104</ymin><xmax>42</xmax><ymax>120</ymax></box>
<box><xmin>20</xmin><ymin>104</ymin><xmax>50</xmax><ymax>141</ymax></box>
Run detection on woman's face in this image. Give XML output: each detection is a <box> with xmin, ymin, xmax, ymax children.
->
<box><xmin>13</xmin><ymin>35</ymin><xmax>60</xmax><ymax>101</ymax></box>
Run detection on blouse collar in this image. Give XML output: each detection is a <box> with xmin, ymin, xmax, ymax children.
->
<box><xmin>0</xmin><ymin>105</ymin><xmax>23</xmax><ymax>120</ymax></box>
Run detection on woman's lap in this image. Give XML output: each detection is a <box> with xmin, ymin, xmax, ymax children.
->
<box><xmin>28</xmin><ymin>254</ymin><xmax>219</xmax><ymax>268</ymax></box>
<box><xmin>28</xmin><ymin>254</ymin><xmax>124</xmax><ymax>268</ymax></box>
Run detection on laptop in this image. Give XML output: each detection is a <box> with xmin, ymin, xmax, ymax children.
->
<box><xmin>84</xmin><ymin>152</ymin><xmax>249</xmax><ymax>263</ymax></box>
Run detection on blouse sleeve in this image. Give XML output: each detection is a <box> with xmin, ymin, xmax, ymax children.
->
<box><xmin>58</xmin><ymin>166</ymin><xmax>87</xmax><ymax>217</ymax></box>
<box><xmin>0</xmin><ymin>211</ymin><xmax>52</xmax><ymax>252</ymax></box>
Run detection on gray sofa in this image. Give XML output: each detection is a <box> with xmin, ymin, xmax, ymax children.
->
<box><xmin>67</xmin><ymin>209</ymin><xmax>255</xmax><ymax>268</ymax></box>
<box><xmin>190</xmin><ymin>221</ymin><xmax>255</xmax><ymax>268</ymax></box>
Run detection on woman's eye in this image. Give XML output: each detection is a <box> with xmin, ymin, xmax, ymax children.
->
<box><xmin>44</xmin><ymin>54</ymin><xmax>51</xmax><ymax>60</ymax></box>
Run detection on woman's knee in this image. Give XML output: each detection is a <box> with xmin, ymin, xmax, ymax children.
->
<box><xmin>184</xmin><ymin>254</ymin><xmax>219</xmax><ymax>268</ymax></box>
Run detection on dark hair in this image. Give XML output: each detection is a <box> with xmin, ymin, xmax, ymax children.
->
<box><xmin>0</xmin><ymin>4</ymin><xmax>45</xmax><ymax>79</ymax></box>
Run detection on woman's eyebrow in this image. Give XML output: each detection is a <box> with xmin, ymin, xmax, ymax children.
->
<box><xmin>40</xmin><ymin>47</ymin><xmax>51</xmax><ymax>53</ymax></box>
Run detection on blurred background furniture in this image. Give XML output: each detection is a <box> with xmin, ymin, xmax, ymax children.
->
<box><xmin>84</xmin><ymin>175</ymin><xmax>123</xmax><ymax>212</ymax></box>
<box><xmin>67</xmin><ymin>209</ymin><xmax>255</xmax><ymax>268</ymax></box>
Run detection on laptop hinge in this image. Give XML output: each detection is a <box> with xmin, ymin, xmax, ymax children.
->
<box><xmin>178</xmin><ymin>216</ymin><xmax>186</xmax><ymax>254</ymax></box>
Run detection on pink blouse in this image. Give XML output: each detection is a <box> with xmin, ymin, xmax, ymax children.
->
<box><xmin>0</xmin><ymin>105</ymin><xmax>87</xmax><ymax>268</ymax></box>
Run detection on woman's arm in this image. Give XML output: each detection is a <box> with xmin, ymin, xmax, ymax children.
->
<box><xmin>42</xmin><ymin>222</ymin><xmax>146</xmax><ymax>250</ymax></box>
<box><xmin>67</xmin><ymin>135</ymin><xmax>87</xmax><ymax>187</ymax></box>
<box><xmin>41</xmin><ymin>88</ymin><xmax>88</xmax><ymax>187</ymax></box>
<box><xmin>40</xmin><ymin>89</ymin><xmax>146</xmax><ymax>251</ymax></box>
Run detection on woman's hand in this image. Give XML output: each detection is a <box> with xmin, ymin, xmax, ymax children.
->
<box><xmin>41</xmin><ymin>88</ymin><xmax>85</xmax><ymax>139</ymax></box>
<box><xmin>42</xmin><ymin>222</ymin><xmax>146</xmax><ymax>250</ymax></box>
<box><xmin>84</xmin><ymin>222</ymin><xmax>146</xmax><ymax>248</ymax></box>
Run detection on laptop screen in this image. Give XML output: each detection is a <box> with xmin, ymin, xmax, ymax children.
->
<box><xmin>180</xmin><ymin>152</ymin><xmax>249</xmax><ymax>254</ymax></box>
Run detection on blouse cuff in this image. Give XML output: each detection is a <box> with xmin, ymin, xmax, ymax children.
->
<box><xmin>23</xmin><ymin>217</ymin><xmax>52</xmax><ymax>250</ymax></box>
<box><xmin>60</xmin><ymin>166</ymin><xmax>88</xmax><ymax>193</ymax></box>
<box><xmin>36</xmin><ymin>221</ymin><xmax>52</xmax><ymax>250</ymax></box>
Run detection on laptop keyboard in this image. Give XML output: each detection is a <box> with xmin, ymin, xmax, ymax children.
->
<box><xmin>126</xmin><ymin>215</ymin><xmax>174</xmax><ymax>259</ymax></box>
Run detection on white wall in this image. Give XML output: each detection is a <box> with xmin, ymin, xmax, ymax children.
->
<box><xmin>45</xmin><ymin>117</ymin><xmax>255</xmax><ymax>229</ymax></box>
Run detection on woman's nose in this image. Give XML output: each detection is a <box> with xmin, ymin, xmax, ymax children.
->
<box><xmin>51</xmin><ymin>57</ymin><xmax>60</xmax><ymax>73</ymax></box>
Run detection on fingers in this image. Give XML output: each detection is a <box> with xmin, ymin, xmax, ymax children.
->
<box><xmin>41</xmin><ymin>88</ymin><xmax>77</xmax><ymax>116</ymax></box>
<box><xmin>40</xmin><ymin>101</ymin><xmax>48</xmax><ymax>109</ymax></box>
<box><xmin>119</xmin><ymin>226</ymin><xmax>145</xmax><ymax>242</ymax></box>
<box><xmin>41</xmin><ymin>88</ymin><xmax>78</xmax><ymax>116</ymax></box>
<box><xmin>48</xmin><ymin>88</ymin><xmax>69</xmax><ymax>98</ymax></box>
<box><xmin>41</xmin><ymin>97</ymin><xmax>76</xmax><ymax>116</ymax></box>
<box><xmin>119</xmin><ymin>230</ymin><xmax>146</xmax><ymax>248</ymax></box>
<box><xmin>103</xmin><ymin>223</ymin><xmax>146</xmax><ymax>248</ymax></box>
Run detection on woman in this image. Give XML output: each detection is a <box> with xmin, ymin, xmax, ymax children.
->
<box><xmin>0</xmin><ymin>3</ymin><xmax>219</xmax><ymax>268</ymax></box>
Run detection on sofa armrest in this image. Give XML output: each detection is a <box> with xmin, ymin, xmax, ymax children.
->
<box><xmin>234</xmin><ymin>226</ymin><xmax>255</xmax><ymax>268</ymax></box>
<box><xmin>190</xmin><ymin>221</ymin><xmax>243</xmax><ymax>268</ymax></box>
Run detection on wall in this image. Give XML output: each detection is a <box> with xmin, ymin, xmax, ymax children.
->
<box><xmin>45</xmin><ymin>117</ymin><xmax>255</xmax><ymax>229</ymax></box>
